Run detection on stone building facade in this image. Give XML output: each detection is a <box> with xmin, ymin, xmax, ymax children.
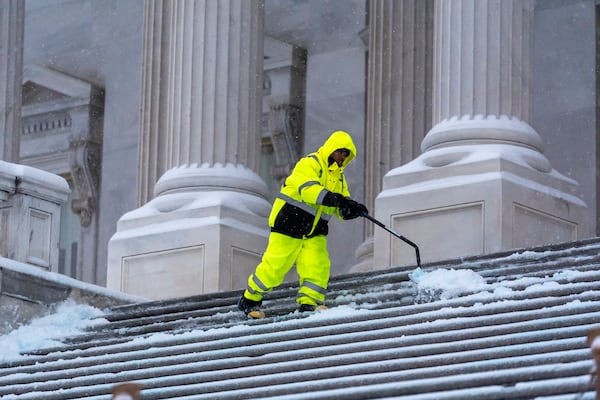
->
<box><xmin>0</xmin><ymin>0</ymin><xmax>596</xmax><ymax>300</ymax></box>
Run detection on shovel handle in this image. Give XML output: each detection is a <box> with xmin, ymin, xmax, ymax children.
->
<box><xmin>362</xmin><ymin>214</ymin><xmax>421</xmax><ymax>267</ymax></box>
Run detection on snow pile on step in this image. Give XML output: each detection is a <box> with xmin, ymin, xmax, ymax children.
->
<box><xmin>410</xmin><ymin>267</ymin><xmax>488</xmax><ymax>301</ymax></box>
<box><xmin>0</xmin><ymin>300</ymin><xmax>106</xmax><ymax>363</ymax></box>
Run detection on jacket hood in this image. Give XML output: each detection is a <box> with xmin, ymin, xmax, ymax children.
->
<box><xmin>318</xmin><ymin>130</ymin><xmax>356</xmax><ymax>169</ymax></box>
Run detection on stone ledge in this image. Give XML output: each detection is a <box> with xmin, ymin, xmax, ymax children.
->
<box><xmin>0</xmin><ymin>256</ymin><xmax>146</xmax><ymax>334</ymax></box>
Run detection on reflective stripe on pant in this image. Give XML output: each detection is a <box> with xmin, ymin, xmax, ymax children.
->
<box><xmin>244</xmin><ymin>232</ymin><xmax>331</xmax><ymax>306</ymax></box>
<box><xmin>295</xmin><ymin>235</ymin><xmax>330</xmax><ymax>305</ymax></box>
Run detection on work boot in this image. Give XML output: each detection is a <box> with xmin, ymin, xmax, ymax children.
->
<box><xmin>238</xmin><ymin>296</ymin><xmax>264</xmax><ymax>319</ymax></box>
<box><xmin>298</xmin><ymin>304</ymin><xmax>328</xmax><ymax>313</ymax></box>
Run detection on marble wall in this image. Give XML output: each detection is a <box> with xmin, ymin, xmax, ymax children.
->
<box><xmin>533</xmin><ymin>0</ymin><xmax>597</xmax><ymax>234</ymax></box>
<box><xmin>24</xmin><ymin>0</ymin><xmax>144</xmax><ymax>284</ymax></box>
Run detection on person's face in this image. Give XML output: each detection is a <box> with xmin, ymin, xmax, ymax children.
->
<box><xmin>331</xmin><ymin>148</ymin><xmax>350</xmax><ymax>167</ymax></box>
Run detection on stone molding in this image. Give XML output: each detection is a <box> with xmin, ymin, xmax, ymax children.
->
<box><xmin>0</xmin><ymin>160</ymin><xmax>70</xmax><ymax>270</ymax></box>
<box><xmin>153</xmin><ymin>163</ymin><xmax>270</xmax><ymax>199</ymax></box>
<box><xmin>422</xmin><ymin>115</ymin><xmax>544</xmax><ymax>154</ymax></box>
<box><xmin>268</xmin><ymin>102</ymin><xmax>302</xmax><ymax>182</ymax></box>
<box><xmin>19</xmin><ymin>65</ymin><xmax>104</xmax><ymax>229</ymax></box>
<box><xmin>16</xmin><ymin>65</ymin><xmax>104</xmax><ymax>282</ymax></box>
<box><xmin>69</xmin><ymin>138</ymin><xmax>101</xmax><ymax>227</ymax></box>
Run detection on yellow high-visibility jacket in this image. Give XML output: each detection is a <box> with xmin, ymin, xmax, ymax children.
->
<box><xmin>269</xmin><ymin>130</ymin><xmax>357</xmax><ymax>239</ymax></box>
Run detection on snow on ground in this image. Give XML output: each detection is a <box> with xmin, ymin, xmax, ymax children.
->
<box><xmin>410</xmin><ymin>265</ymin><xmax>593</xmax><ymax>302</ymax></box>
<box><xmin>0</xmin><ymin>299</ymin><xmax>106</xmax><ymax>363</ymax></box>
<box><xmin>0</xmin><ymin>266</ymin><xmax>589</xmax><ymax>363</ymax></box>
<box><xmin>409</xmin><ymin>267</ymin><xmax>488</xmax><ymax>300</ymax></box>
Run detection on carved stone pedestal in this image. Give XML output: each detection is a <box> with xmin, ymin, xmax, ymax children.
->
<box><xmin>374</xmin><ymin>138</ymin><xmax>588</xmax><ymax>268</ymax></box>
<box><xmin>107</xmin><ymin>164</ymin><xmax>271</xmax><ymax>300</ymax></box>
<box><xmin>0</xmin><ymin>161</ymin><xmax>70</xmax><ymax>270</ymax></box>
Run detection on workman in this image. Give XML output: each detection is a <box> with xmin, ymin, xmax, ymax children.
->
<box><xmin>238</xmin><ymin>130</ymin><xmax>368</xmax><ymax>318</ymax></box>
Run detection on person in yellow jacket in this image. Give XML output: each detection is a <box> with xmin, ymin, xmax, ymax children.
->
<box><xmin>238</xmin><ymin>130</ymin><xmax>368</xmax><ymax>318</ymax></box>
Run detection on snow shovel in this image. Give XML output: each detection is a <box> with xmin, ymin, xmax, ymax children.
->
<box><xmin>362</xmin><ymin>213</ymin><xmax>421</xmax><ymax>267</ymax></box>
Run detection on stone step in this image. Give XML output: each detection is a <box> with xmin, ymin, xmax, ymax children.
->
<box><xmin>1</xmin><ymin>292</ymin><xmax>598</xmax><ymax>398</ymax></box>
<box><xmin>98</xmin><ymin>237</ymin><xmax>600</xmax><ymax>323</ymax></box>
<box><xmin>4</xmin><ymin>353</ymin><xmax>593</xmax><ymax>400</ymax></box>
<box><xmin>2</xmin><ymin>238</ymin><xmax>600</xmax><ymax>399</ymax></box>
<box><xmin>69</xmin><ymin>277</ymin><xmax>600</xmax><ymax>348</ymax></box>
<box><xmin>8</xmin><ymin>275</ymin><xmax>600</xmax><ymax>364</ymax></box>
<box><xmin>56</xmin><ymin>267</ymin><xmax>600</xmax><ymax>350</ymax></box>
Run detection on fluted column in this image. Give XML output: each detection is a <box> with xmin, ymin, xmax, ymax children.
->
<box><xmin>108</xmin><ymin>0</ymin><xmax>270</xmax><ymax>300</ymax></box>
<box><xmin>0</xmin><ymin>0</ymin><xmax>24</xmax><ymax>163</ymax></box>
<box><xmin>137</xmin><ymin>0</ymin><xmax>263</xmax><ymax>204</ymax></box>
<box><xmin>365</xmin><ymin>0</ymin><xmax>433</xmax><ymax>212</ymax></box>
<box><xmin>423</xmin><ymin>0</ymin><xmax>541</xmax><ymax>152</ymax></box>
<box><xmin>352</xmin><ymin>0</ymin><xmax>433</xmax><ymax>272</ymax></box>
<box><xmin>374</xmin><ymin>0</ymin><xmax>589</xmax><ymax>269</ymax></box>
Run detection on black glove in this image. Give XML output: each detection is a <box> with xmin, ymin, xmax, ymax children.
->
<box><xmin>340</xmin><ymin>199</ymin><xmax>369</xmax><ymax>220</ymax></box>
<box><xmin>322</xmin><ymin>191</ymin><xmax>346</xmax><ymax>207</ymax></box>
<box><xmin>323</xmin><ymin>191</ymin><xmax>368</xmax><ymax>219</ymax></box>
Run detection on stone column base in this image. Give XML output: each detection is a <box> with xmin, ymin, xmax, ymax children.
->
<box><xmin>107</xmin><ymin>165</ymin><xmax>271</xmax><ymax>300</ymax></box>
<box><xmin>374</xmin><ymin>144</ymin><xmax>589</xmax><ymax>269</ymax></box>
<box><xmin>350</xmin><ymin>236</ymin><xmax>374</xmax><ymax>273</ymax></box>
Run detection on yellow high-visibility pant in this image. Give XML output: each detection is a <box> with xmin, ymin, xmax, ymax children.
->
<box><xmin>244</xmin><ymin>232</ymin><xmax>331</xmax><ymax>306</ymax></box>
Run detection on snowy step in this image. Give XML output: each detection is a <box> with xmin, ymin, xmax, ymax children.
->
<box><xmin>56</xmin><ymin>268</ymin><xmax>600</xmax><ymax>352</ymax></box>
<box><xmin>3</xmin><ymin>238</ymin><xmax>600</xmax><ymax>400</ymax></box>
<box><xmin>11</xmin><ymin>287</ymin><xmax>597</xmax><ymax>369</ymax></box>
<box><xmin>423</xmin><ymin>238</ymin><xmax>600</xmax><ymax>276</ymax></box>
<box><xmin>478</xmin><ymin>254</ymin><xmax>600</xmax><ymax>281</ymax></box>
<box><xmin>29</xmin><ymin>358</ymin><xmax>592</xmax><ymax>400</ymax></box>
<box><xmin>2</xmin><ymin>310</ymin><xmax>594</xmax><ymax>383</ymax></box>
<box><xmin>90</xmin><ymin>235</ymin><xmax>600</xmax><ymax>324</ymax></box>
<box><xmin>67</xmin><ymin>239</ymin><xmax>600</xmax><ymax>346</ymax></box>
<box><xmin>1</xmin><ymin>295</ymin><xmax>599</xmax><ymax>398</ymax></box>
<box><xmin>0</xmin><ymin>322</ymin><xmax>595</xmax><ymax>399</ymax></box>
<box><xmin>10</xmin><ymin>276</ymin><xmax>600</xmax><ymax>364</ymax></box>
<box><xmin>534</xmin><ymin>392</ymin><xmax>597</xmax><ymax>400</ymax></box>
<box><xmin>69</xmin><ymin>278</ymin><xmax>600</xmax><ymax>351</ymax></box>
<box><xmin>3</xmin><ymin>332</ymin><xmax>589</xmax><ymax>391</ymax></box>
<box><xmin>245</xmin><ymin>375</ymin><xmax>593</xmax><ymax>400</ymax></box>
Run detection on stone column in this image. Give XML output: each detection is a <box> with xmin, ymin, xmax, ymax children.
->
<box><xmin>374</xmin><ymin>0</ymin><xmax>589</xmax><ymax>268</ymax></box>
<box><xmin>0</xmin><ymin>0</ymin><xmax>24</xmax><ymax>163</ymax></box>
<box><xmin>352</xmin><ymin>0</ymin><xmax>433</xmax><ymax>272</ymax></box>
<box><xmin>107</xmin><ymin>0</ymin><xmax>270</xmax><ymax>300</ymax></box>
<box><xmin>136</xmin><ymin>0</ymin><xmax>264</xmax><ymax>204</ymax></box>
